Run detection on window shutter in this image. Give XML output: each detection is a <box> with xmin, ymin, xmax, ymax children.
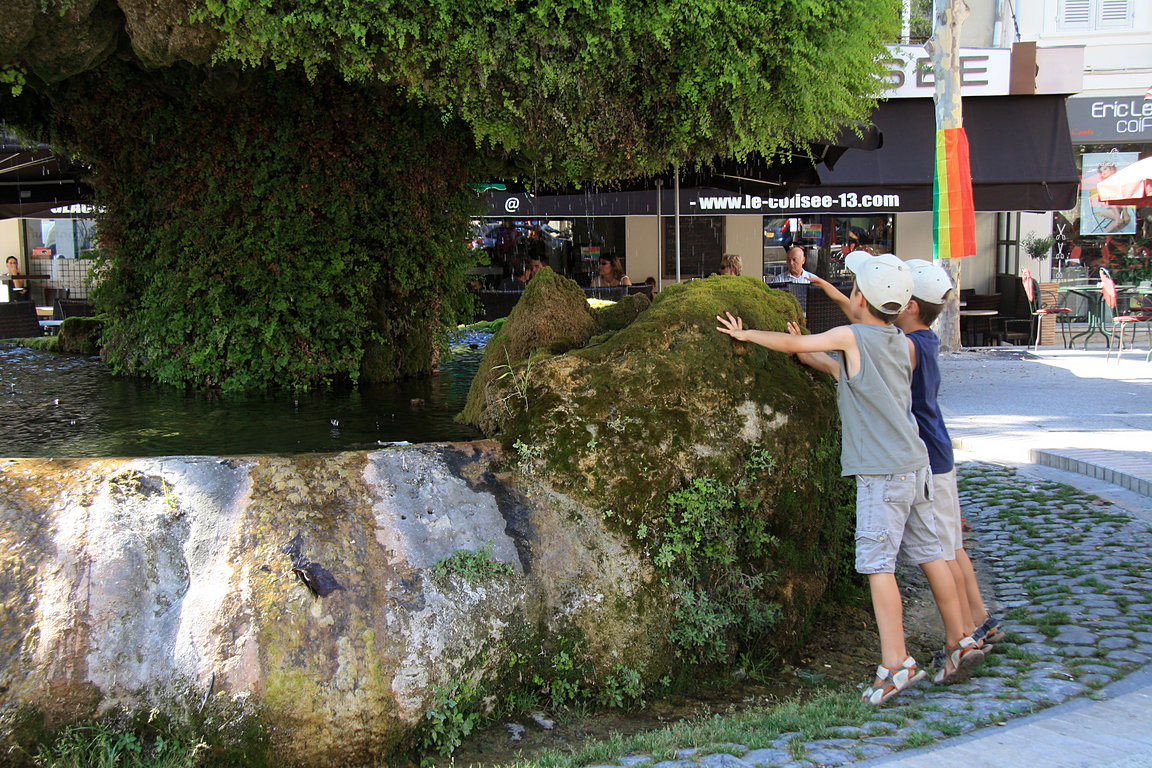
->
<box><xmin>1061</xmin><ymin>0</ymin><xmax>1092</xmax><ymax>27</ymax></box>
<box><xmin>1098</xmin><ymin>0</ymin><xmax>1132</xmax><ymax>27</ymax></box>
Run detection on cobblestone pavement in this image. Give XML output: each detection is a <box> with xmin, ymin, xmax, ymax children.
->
<box><xmin>577</xmin><ymin>462</ymin><xmax>1152</xmax><ymax>768</ymax></box>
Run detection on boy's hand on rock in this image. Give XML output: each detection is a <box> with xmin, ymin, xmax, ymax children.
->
<box><xmin>716</xmin><ymin>312</ymin><xmax>749</xmax><ymax>341</ymax></box>
<box><xmin>786</xmin><ymin>321</ymin><xmax>803</xmax><ymax>336</ymax></box>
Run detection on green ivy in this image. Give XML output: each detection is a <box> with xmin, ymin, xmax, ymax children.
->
<box><xmin>185</xmin><ymin>0</ymin><xmax>900</xmax><ymax>182</ymax></box>
<box><xmin>652</xmin><ymin>446</ymin><xmax>782</xmax><ymax>665</ymax></box>
<box><xmin>30</xmin><ymin>62</ymin><xmax>481</xmax><ymax>391</ymax></box>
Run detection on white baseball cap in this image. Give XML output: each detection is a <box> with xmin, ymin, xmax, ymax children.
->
<box><xmin>845</xmin><ymin>252</ymin><xmax>913</xmax><ymax>314</ymax></box>
<box><xmin>903</xmin><ymin>259</ymin><xmax>954</xmax><ymax>304</ymax></box>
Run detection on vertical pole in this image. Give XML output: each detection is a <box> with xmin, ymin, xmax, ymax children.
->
<box><xmin>674</xmin><ymin>167</ymin><xmax>682</xmax><ymax>284</ymax></box>
<box><xmin>929</xmin><ymin>0</ymin><xmax>969</xmax><ymax>352</ymax></box>
<box><xmin>655</xmin><ymin>178</ymin><xmax>664</xmax><ymax>292</ymax></box>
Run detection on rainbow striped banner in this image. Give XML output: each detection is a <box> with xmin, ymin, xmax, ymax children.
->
<box><xmin>932</xmin><ymin>127</ymin><xmax>976</xmax><ymax>260</ymax></box>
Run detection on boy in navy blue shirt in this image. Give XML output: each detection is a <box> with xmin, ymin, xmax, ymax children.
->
<box><xmin>896</xmin><ymin>260</ymin><xmax>1003</xmax><ymax>677</ymax></box>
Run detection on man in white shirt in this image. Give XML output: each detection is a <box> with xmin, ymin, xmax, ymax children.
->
<box><xmin>772</xmin><ymin>246</ymin><xmax>817</xmax><ymax>284</ymax></box>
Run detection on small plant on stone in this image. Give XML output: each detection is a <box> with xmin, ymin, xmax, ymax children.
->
<box><xmin>513</xmin><ymin>439</ymin><xmax>543</xmax><ymax>475</ymax></box>
<box><xmin>903</xmin><ymin>729</ymin><xmax>935</xmax><ymax>748</ymax></box>
<box><xmin>787</xmin><ymin>736</ymin><xmax>809</xmax><ymax>761</ymax></box>
<box><xmin>431</xmin><ymin>541</ymin><xmax>514</xmax><ymax>585</ymax></box>
<box><xmin>493</xmin><ymin>349</ymin><xmax>534</xmax><ymax>409</ymax></box>
<box><xmin>598</xmin><ymin>662</ymin><xmax>648</xmax><ymax>709</ymax></box>
<box><xmin>420</xmin><ymin>679</ymin><xmax>482</xmax><ymax>757</ymax></box>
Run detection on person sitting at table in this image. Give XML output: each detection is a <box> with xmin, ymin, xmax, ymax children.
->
<box><xmin>5</xmin><ymin>256</ymin><xmax>30</xmax><ymax>302</ymax></box>
<box><xmin>591</xmin><ymin>254</ymin><xmax>631</xmax><ymax>288</ymax></box>
<box><xmin>771</xmin><ymin>246</ymin><xmax>817</xmax><ymax>284</ymax></box>
<box><xmin>498</xmin><ymin>259</ymin><xmax>531</xmax><ymax>291</ymax></box>
<box><xmin>718</xmin><ymin>253</ymin><xmax>742</xmax><ymax>276</ymax></box>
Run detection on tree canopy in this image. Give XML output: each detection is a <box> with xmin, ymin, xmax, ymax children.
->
<box><xmin>3</xmin><ymin>0</ymin><xmax>901</xmax><ymax>181</ymax></box>
<box><xmin>0</xmin><ymin>0</ymin><xmax>902</xmax><ymax>392</ymax></box>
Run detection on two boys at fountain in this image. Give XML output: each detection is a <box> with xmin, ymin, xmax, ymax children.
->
<box><xmin>716</xmin><ymin>252</ymin><xmax>995</xmax><ymax>704</ymax></box>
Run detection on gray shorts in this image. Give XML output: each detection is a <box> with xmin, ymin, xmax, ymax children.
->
<box><xmin>854</xmin><ymin>466</ymin><xmax>943</xmax><ymax>574</ymax></box>
<box><xmin>921</xmin><ymin>469</ymin><xmax>962</xmax><ymax>557</ymax></box>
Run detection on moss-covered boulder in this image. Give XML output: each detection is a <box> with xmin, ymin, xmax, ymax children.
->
<box><xmin>469</xmin><ymin>275</ymin><xmax>855</xmax><ymax>666</ymax></box>
<box><xmin>594</xmin><ymin>290</ymin><xmax>651</xmax><ymax>332</ymax></box>
<box><xmin>58</xmin><ymin>316</ymin><xmax>102</xmax><ymax>355</ymax></box>
<box><xmin>461</xmin><ymin>267</ymin><xmax>597</xmax><ymax>432</ymax></box>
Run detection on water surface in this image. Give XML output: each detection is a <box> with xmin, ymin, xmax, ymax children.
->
<box><xmin>0</xmin><ymin>334</ymin><xmax>489</xmax><ymax>458</ymax></box>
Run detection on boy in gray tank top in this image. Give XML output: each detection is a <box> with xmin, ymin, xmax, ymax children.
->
<box><xmin>716</xmin><ymin>252</ymin><xmax>982</xmax><ymax>704</ymax></box>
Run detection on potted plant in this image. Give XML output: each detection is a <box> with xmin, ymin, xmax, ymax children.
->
<box><xmin>1022</xmin><ymin>232</ymin><xmax>1055</xmax><ymax>262</ymax></box>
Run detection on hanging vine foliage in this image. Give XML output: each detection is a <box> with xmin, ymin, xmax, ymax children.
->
<box><xmin>1</xmin><ymin>0</ymin><xmax>900</xmax><ymax>391</ymax></box>
<box><xmin>35</xmin><ymin>62</ymin><xmax>480</xmax><ymax>391</ymax></box>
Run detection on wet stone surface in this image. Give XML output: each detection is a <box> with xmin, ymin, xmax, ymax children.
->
<box><xmin>573</xmin><ymin>462</ymin><xmax>1152</xmax><ymax>768</ymax></box>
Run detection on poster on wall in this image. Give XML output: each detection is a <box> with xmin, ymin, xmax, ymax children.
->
<box><xmin>1080</xmin><ymin>151</ymin><xmax>1138</xmax><ymax>236</ymax></box>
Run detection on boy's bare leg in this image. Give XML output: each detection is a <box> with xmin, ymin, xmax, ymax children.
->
<box><xmin>946</xmin><ymin>558</ymin><xmax>977</xmax><ymax>635</ymax></box>
<box><xmin>868</xmin><ymin>573</ymin><xmax>908</xmax><ymax>670</ymax></box>
<box><xmin>955</xmin><ymin>548</ymin><xmax>990</xmax><ymax>626</ymax></box>
<box><xmin>919</xmin><ymin>558</ymin><xmax>968</xmax><ymax>647</ymax></box>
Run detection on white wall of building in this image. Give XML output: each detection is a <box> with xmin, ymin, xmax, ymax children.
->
<box><xmin>725</xmin><ymin>216</ymin><xmax>763</xmax><ymax>277</ymax></box>
<box><xmin>624</xmin><ymin>216</ymin><xmax>660</xmax><ymax>286</ymax></box>
<box><xmin>1023</xmin><ymin>1</ymin><xmax>1152</xmax><ymax>95</ymax></box>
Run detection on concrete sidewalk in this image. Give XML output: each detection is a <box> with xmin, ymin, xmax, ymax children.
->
<box><xmin>856</xmin><ymin>347</ymin><xmax>1152</xmax><ymax>768</ymax></box>
<box><xmin>940</xmin><ymin>347</ymin><xmax>1152</xmax><ymax>507</ymax></box>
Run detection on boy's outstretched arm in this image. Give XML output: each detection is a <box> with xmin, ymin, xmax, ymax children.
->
<box><xmin>809</xmin><ymin>275</ymin><xmax>852</xmax><ymax>320</ymax></box>
<box><xmin>716</xmin><ymin>312</ymin><xmax>849</xmax><ymax>378</ymax></box>
<box><xmin>786</xmin><ymin>321</ymin><xmax>841</xmax><ymax>377</ymax></box>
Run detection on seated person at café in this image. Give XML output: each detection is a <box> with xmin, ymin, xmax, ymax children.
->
<box><xmin>771</xmin><ymin>246</ymin><xmax>817</xmax><ymax>284</ymax></box>
<box><xmin>591</xmin><ymin>254</ymin><xmax>631</xmax><ymax>288</ymax></box>
<box><xmin>527</xmin><ymin>255</ymin><xmax>546</xmax><ymax>280</ymax></box>
<box><xmin>498</xmin><ymin>259</ymin><xmax>531</xmax><ymax>291</ymax></box>
<box><xmin>5</xmin><ymin>256</ymin><xmax>30</xmax><ymax>302</ymax></box>
<box><xmin>718</xmin><ymin>253</ymin><xmax>742</xmax><ymax>276</ymax></box>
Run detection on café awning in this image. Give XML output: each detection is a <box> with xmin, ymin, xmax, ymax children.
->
<box><xmin>484</xmin><ymin>95</ymin><xmax>1080</xmax><ymax>217</ymax></box>
<box><xmin>0</xmin><ymin>138</ymin><xmax>93</xmax><ymax>219</ymax></box>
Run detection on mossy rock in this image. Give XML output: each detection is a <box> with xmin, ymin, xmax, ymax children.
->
<box><xmin>479</xmin><ymin>275</ymin><xmax>855</xmax><ymax>661</ymax></box>
<box><xmin>58</xmin><ymin>316</ymin><xmax>102</xmax><ymax>355</ymax></box>
<box><xmin>461</xmin><ymin>267</ymin><xmax>597</xmax><ymax>431</ymax></box>
<box><xmin>594</xmin><ymin>291</ymin><xmax>651</xmax><ymax>332</ymax></box>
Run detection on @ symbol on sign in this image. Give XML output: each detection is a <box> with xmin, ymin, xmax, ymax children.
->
<box><xmin>505</xmin><ymin>197</ymin><xmax>521</xmax><ymax>213</ymax></box>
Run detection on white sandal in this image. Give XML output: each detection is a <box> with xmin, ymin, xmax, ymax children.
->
<box><xmin>932</xmin><ymin>636</ymin><xmax>985</xmax><ymax>684</ymax></box>
<box><xmin>862</xmin><ymin>656</ymin><xmax>926</xmax><ymax>705</ymax></box>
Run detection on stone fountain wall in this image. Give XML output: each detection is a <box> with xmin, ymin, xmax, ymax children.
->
<box><xmin>0</xmin><ymin>444</ymin><xmax>663</xmax><ymax>766</ymax></box>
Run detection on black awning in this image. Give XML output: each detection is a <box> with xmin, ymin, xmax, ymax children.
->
<box><xmin>779</xmin><ymin>94</ymin><xmax>1079</xmax><ymax>213</ymax></box>
<box><xmin>484</xmin><ymin>95</ymin><xmax>1079</xmax><ymax>217</ymax></box>
<box><xmin>0</xmin><ymin>138</ymin><xmax>94</xmax><ymax>219</ymax></box>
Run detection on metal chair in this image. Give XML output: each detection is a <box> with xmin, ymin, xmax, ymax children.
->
<box><xmin>1021</xmin><ymin>269</ymin><xmax>1071</xmax><ymax>349</ymax></box>
<box><xmin>1101</xmin><ymin>269</ymin><xmax>1152</xmax><ymax>361</ymax></box>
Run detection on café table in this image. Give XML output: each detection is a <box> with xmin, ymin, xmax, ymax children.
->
<box><xmin>958</xmin><ymin>309</ymin><xmax>998</xmax><ymax>346</ymax></box>
<box><xmin>1059</xmin><ymin>284</ymin><xmax>1112</xmax><ymax>350</ymax></box>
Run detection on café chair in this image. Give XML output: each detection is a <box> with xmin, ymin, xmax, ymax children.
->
<box><xmin>1101</xmin><ymin>269</ymin><xmax>1151</xmax><ymax>362</ymax></box>
<box><xmin>0</xmin><ymin>301</ymin><xmax>43</xmax><ymax>339</ymax></box>
<box><xmin>1021</xmin><ymin>269</ymin><xmax>1071</xmax><ymax>349</ymax></box>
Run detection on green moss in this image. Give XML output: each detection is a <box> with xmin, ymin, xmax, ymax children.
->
<box><xmin>461</xmin><ymin>267</ymin><xmax>596</xmax><ymax>429</ymax></box>
<box><xmin>465</xmin><ymin>274</ymin><xmax>852</xmax><ymax>672</ymax></box>
<box><xmin>594</xmin><ymin>292</ymin><xmax>651</xmax><ymax>332</ymax></box>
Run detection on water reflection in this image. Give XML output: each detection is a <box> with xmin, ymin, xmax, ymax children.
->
<box><xmin>0</xmin><ymin>333</ymin><xmax>489</xmax><ymax>458</ymax></box>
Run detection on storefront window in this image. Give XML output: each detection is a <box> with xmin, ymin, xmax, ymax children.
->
<box><xmin>20</xmin><ymin>218</ymin><xmax>99</xmax><ymax>301</ymax></box>
<box><xmin>763</xmin><ymin>214</ymin><xmax>896</xmax><ymax>281</ymax></box>
<box><xmin>1054</xmin><ymin>145</ymin><xmax>1150</xmax><ymax>284</ymax></box>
